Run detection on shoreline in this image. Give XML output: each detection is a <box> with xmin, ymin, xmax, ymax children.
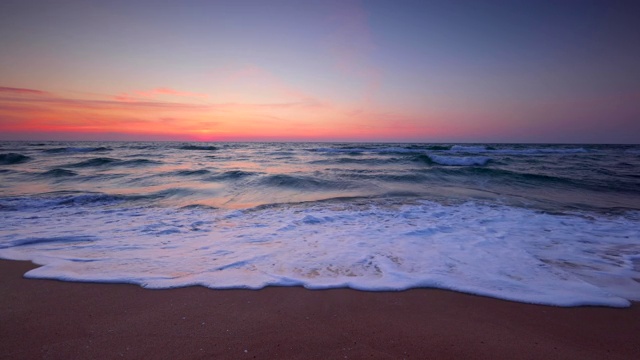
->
<box><xmin>2</xmin><ymin>259</ymin><xmax>639</xmax><ymax>359</ymax></box>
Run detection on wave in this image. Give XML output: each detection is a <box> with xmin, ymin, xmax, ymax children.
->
<box><xmin>1</xmin><ymin>235</ymin><xmax>96</xmax><ymax>249</ymax></box>
<box><xmin>179</xmin><ymin>145</ymin><xmax>218</xmax><ymax>151</ymax></box>
<box><xmin>205</xmin><ymin>170</ymin><xmax>258</xmax><ymax>182</ymax></box>
<box><xmin>492</xmin><ymin>148</ymin><xmax>588</xmax><ymax>155</ymax></box>
<box><xmin>309</xmin><ymin>144</ymin><xmax>590</xmax><ymax>157</ymax></box>
<box><xmin>411</xmin><ymin>154</ymin><xmax>490</xmax><ymax>166</ymax></box>
<box><xmin>482</xmin><ymin>168</ymin><xmax>640</xmax><ymax>194</ymax></box>
<box><xmin>68</xmin><ymin>157</ymin><xmax>161</xmax><ymax>168</ymax></box>
<box><xmin>449</xmin><ymin>145</ymin><xmax>588</xmax><ymax>155</ymax></box>
<box><xmin>428</xmin><ymin>154</ymin><xmax>491</xmax><ymax>166</ymax></box>
<box><xmin>258</xmin><ymin>174</ymin><xmax>347</xmax><ymax>190</ymax></box>
<box><xmin>394</xmin><ymin>144</ymin><xmax>453</xmax><ymax>151</ymax></box>
<box><xmin>173</xmin><ymin>169</ymin><xmax>211</xmax><ymax>176</ymax></box>
<box><xmin>314</xmin><ymin>146</ymin><xmax>443</xmax><ymax>156</ymax></box>
<box><xmin>340</xmin><ymin>166</ymin><xmax>587</xmax><ymax>189</ymax></box>
<box><xmin>55</xmin><ymin>193</ymin><xmax>138</xmax><ymax>206</ymax></box>
<box><xmin>146</xmin><ymin>188</ymin><xmax>202</xmax><ymax>202</ymax></box>
<box><xmin>68</xmin><ymin>157</ymin><xmax>117</xmax><ymax>167</ymax></box>
<box><xmin>309</xmin><ymin>157</ymin><xmax>396</xmax><ymax>165</ymax></box>
<box><xmin>412</xmin><ymin>154</ymin><xmax>435</xmax><ymax>165</ymax></box>
<box><xmin>459</xmin><ymin>167</ymin><xmax>575</xmax><ymax>184</ymax></box>
<box><xmin>39</xmin><ymin>169</ymin><xmax>78</xmax><ymax>177</ymax></box>
<box><xmin>421</xmin><ymin>145</ymin><xmax>452</xmax><ymax>151</ymax></box>
<box><xmin>180</xmin><ymin>204</ymin><xmax>219</xmax><ymax>210</ymax></box>
<box><xmin>312</xmin><ymin>147</ymin><xmax>365</xmax><ymax>155</ymax></box>
<box><xmin>44</xmin><ymin>147</ymin><xmax>111</xmax><ymax>154</ymax></box>
<box><xmin>0</xmin><ymin>192</ymin><xmax>140</xmax><ymax>210</ymax></box>
<box><xmin>267</xmin><ymin>151</ymin><xmax>295</xmax><ymax>156</ymax></box>
<box><xmin>119</xmin><ymin>159</ymin><xmax>162</xmax><ymax>167</ymax></box>
<box><xmin>36</xmin><ymin>189</ymin><xmax>197</xmax><ymax>207</ymax></box>
<box><xmin>427</xmin><ymin>167</ymin><xmax>624</xmax><ymax>193</ymax></box>
<box><xmin>370</xmin><ymin>173</ymin><xmax>428</xmax><ymax>183</ymax></box>
<box><xmin>126</xmin><ymin>144</ymin><xmax>155</xmax><ymax>150</ymax></box>
<box><xmin>0</xmin><ymin>153</ymin><xmax>31</xmax><ymax>165</ymax></box>
<box><xmin>450</xmin><ymin>145</ymin><xmax>490</xmax><ymax>152</ymax></box>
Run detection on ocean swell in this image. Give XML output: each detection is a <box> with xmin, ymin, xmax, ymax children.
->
<box><xmin>68</xmin><ymin>157</ymin><xmax>162</xmax><ymax>168</ymax></box>
<box><xmin>44</xmin><ymin>147</ymin><xmax>112</xmax><ymax>154</ymax></box>
<box><xmin>0</xmin><ymin>153</ymin><xmax>31</xmax><ymax>165</ymax></box>
<box><xmin>427</xmin><ymin>154</ymin><xmax>491</xmax><ymax>166</ymax></box>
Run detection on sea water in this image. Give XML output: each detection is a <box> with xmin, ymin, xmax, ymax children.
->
<box><xmin>1</xmin><ymin>142</ymin><xmax>639</xmax><ymax>307</ymax></box>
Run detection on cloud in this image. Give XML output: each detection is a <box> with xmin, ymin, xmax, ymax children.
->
<box><xmin>151</xmin><ymin>87</ymin><xmax>209</xmax><ymax>98</ymax></box>
<box><xmin>114</xmin><ymin>87</ymin><xmax>210</xmax><ymax>102</ymax></box>
<box><xmin>0</xmin><ymin>84</ymin><xmax>340</xmax><ymax>139</ymax></box>
<box><xmin>0</xmin><ymin>82</ymin><xmax>440</xmax><ymax>141</ymax></box>
<box><xmin>1</xmin><ymin>93</ymin><xmax>211</xmax><ymax>111</ymax></box>
<box><xmin>0</xmin><ymin>86</ymin><xmax>50</xmax><ymax>96</ymax></box>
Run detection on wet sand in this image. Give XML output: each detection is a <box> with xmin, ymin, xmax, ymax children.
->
<box><xmin>1</xmin><ymin>259</ymin><xmax>638</xmax><ymax>359</ymax></box>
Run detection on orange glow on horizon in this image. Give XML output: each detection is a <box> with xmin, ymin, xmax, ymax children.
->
<box><xmin>0</xmin><ymin>85</ymin><xmax>449</xmax><ymax>142</ymax></box>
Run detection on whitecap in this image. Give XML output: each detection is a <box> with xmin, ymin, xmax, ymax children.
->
<box><xmin>428</xmin><ymin>154</ymin><xmax>491</xmax><ymax>166</ymax></box>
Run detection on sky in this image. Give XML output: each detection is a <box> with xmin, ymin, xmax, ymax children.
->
<box><xmin>0</xmin><ymin>0</ymin><xmax>639</xmax><ymax>143</ymax></box>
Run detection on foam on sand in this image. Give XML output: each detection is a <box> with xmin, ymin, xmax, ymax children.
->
<box><xmin>0</xmin><ymin>199</ymin><xmax>638</xmax><ymax>307</ymax></box>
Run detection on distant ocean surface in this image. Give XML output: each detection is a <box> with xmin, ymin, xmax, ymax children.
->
<box><xmin>1</xmin><ymin>142</ymin><xmax>639</xmax><ymax>307</ymax></box>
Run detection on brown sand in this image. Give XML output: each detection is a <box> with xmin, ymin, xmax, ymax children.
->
<box><xmin>1</xmin><ymin>260</ymin><xmax>639</xmax><ymax>359</ymax></box>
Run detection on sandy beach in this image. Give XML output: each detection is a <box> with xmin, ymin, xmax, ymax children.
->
<box><xmin>1</xmin><ymin>259</ymin><xmax>638</xmax><ymax>359</ymax></box>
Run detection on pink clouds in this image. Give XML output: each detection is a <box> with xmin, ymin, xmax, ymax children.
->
<box><xmin>8</xmin><ymin>80</ymin><xmax>636</xmax><ymax>143</ymax></box>
<box><xmin>0</xmin><ymin>86</ymin><xmax>50</xmax><ymax>96</ymax></box>
<box><xmin>0</xmin><ymin>82</ymin><xmax>440</xmax><ymax>142</ymax></box>
<box><xmin>114</xmin><ymin>87</ymin><xmax>209</xmax><ymax>102</ymax></box>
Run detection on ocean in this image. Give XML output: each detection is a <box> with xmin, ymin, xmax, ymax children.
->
<box><xmin>1</xmin><ymin>142</ymin><xmax>639</xmax><ymax>307</ymax></box>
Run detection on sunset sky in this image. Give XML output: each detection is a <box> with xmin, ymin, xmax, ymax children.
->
<box><xmin>1</xmin><ymin>0</ymin><xmax>638</xmax><ymax>143</ymax></box>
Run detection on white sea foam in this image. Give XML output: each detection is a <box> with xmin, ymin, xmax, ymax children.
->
<box><xmin>1</xmin><ymin>200</ymin><xmax>638</xmax><ymax>307</ymax></box>
<box><xmin>428</xmin><ymin>154</ymin><xmax>491</xmax><ymax>166</ymax></box>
